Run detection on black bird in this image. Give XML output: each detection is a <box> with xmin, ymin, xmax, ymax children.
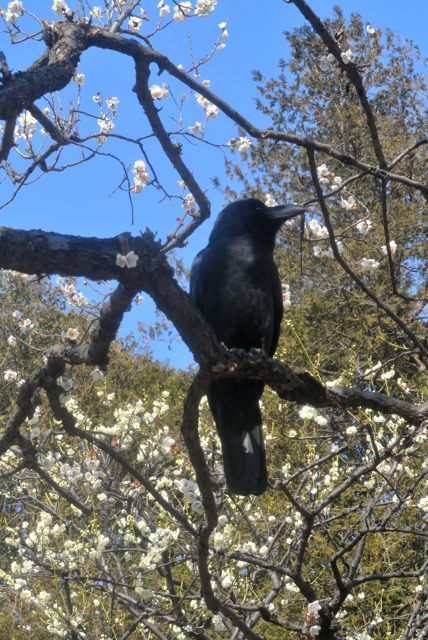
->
<box><xmin>190</xmin><ymin>198</ymin><xmax>305</xmax><ymax>495</ymax></box>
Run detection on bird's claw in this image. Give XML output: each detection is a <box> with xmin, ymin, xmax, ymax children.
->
<box><xmin>228</xmin><ymin>347</ymin><xmax>247</xmax><ymax>358</ymax></box>
<box><xmin>249</xmin><ymin>348</ymin><xmax>265</xmax><ymax>358</ymax></box>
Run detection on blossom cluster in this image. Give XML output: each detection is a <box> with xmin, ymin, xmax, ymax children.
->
<box><xmin>3</xmin><ymin>0</ymin><xmax>24</xmax><ymax>22</ymax></box>
<box><xmin>52</xmin><ymin>0</ymin><xmax>70</xmax><ymax>15</ymax></box>
<box><xmin>195</xmin><ymin>91</ymin><xmax>220</xmax><ymax>118</ymax></box>
<box><xmin>56</xmin><ymin>277</ymin><xmax>88</xmax><ymax>308</ymax></box>
<box><xmin>150</xmin><ymin>83</ymin><xmax>170</xmax><ymax>100</ymax></box>
<box><xmin>227</xmin><ymin>136</ymin><xmax>252</xmax><ymax>157</ymax></box>
<box><xmin>131</xmin><ymin>159</ymin><xmax>150</xmax><ymax>192</ymax></box>
<box><xmin>0</xmin><ymin>374</ymin><xmax>424</xmax><ymax>639</ymax></box>
<box><xmin>172</xmin><ymin>0</ymin><xmax>218</xmax><ymax>21</ymax></box>
<box><xmin>312</xmin><ymin>163</ymin><xmax>399</xmax><ymax>269</ymax></box>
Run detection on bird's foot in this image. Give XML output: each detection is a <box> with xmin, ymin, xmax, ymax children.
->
<box><xmin>296</xmin><ymin>372</ymin><xmax>326</xmax><ymax>403</ymax></box>
<box><xmin>249</xmin><ymin>347</ymin><xmax>265</xmax><ymax>358</ymax></box>
<box><xmin>227</xmin><ymin>347</ymin><xmax>248</xmax><ymax>358</ymax></box>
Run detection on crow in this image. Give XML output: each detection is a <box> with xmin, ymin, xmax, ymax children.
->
<box><xmin>190</xmin><ymin>198</ymin><xmax>305</xmax><ymax>495</ymax></box>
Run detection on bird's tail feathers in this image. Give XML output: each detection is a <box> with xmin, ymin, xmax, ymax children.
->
<box><xmin>208</xmin><ymin>380</ymin><xmax>267</xmax><ymax>495</ymax></box>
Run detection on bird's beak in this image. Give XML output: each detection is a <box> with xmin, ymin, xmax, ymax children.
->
<box><xmin>266</xmin><ymin>204</ymin><xmax>306</xmax><ymax>220</ymax></box>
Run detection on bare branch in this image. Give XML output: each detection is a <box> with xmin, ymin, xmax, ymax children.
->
<box><xmin>307</xmin><ymin>148</ymin><xmax>427</xmax><ymax>358</ymax></box>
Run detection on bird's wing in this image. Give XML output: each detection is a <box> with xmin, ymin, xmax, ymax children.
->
<box><xmin>269</xmin><ymin>262</ymin><xmax>284</xmax><ymax>357</ymax></box>
<box><xmin>189</xmin><ymin>248</ymin><xmax>207</xmax><ymax>311</ymax></box>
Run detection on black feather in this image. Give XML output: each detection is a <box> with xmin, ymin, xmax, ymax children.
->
<box><xmin>190</xmin><ymin>198</ymin><xmax>304</xmax><ymax>495</ymax></box>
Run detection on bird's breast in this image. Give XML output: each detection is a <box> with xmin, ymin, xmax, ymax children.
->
<box><xmin>200</xmin><ymin>237</ymin><xmax>278</xmax><ymax>351</ymax></box>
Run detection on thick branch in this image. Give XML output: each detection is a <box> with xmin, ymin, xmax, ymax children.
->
<box><xmin>1</xmin><ymin>227</ymin><xmax>425</xmax><ymax>428</ymax></box>
<box><xmin>0</xmin><ymin>226</ymin><xmax>224</xmax><ymax>368</ymax></box>
<box><xmin>0</xmin><ymin>22</ymin><xmax>88</xmax><ymax>119</ymax></box>
<box><xmin>0</xmin><ymin>116</ymin><xmax>17</xmax><ymax>161</ymax></box>
<box><xmin>180</xmin><ymin>372</ymin><xmax>218</xmax><ymax>609</ymax></box>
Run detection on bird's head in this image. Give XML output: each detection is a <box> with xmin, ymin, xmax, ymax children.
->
<box><xmin>209</xmin><ymin>198</ymin><xmax>305</xmax><ymax>246</ymax></box>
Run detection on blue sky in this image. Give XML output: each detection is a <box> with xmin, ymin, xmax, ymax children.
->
<box><xmin>1</xmin><ymin>0</ymin><xmax>426</xmax><ymax>368</ymax></box>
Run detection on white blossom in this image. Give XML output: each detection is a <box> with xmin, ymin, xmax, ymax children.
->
<box><xmin>16</xmin><ymin>111</ymin><xmax>37</xmax><ymax>139</ymax></box>
<box><xmin>90</xmin><ymin>6</ymin><xmax>102</xmax><ymax>19</ymax></box>
<box><xmin>309</xmin><ymin>625</ymin><xmax>321</xmax><ymax>637</ymax></box>
<box><xmin>381</xmin><ymin>240</ymin><xmax>397</xmax><ymax>256</ymax></box>
<box><xmin>316</xmin><ymin>163</ymin><xmax>330</xmax><ymax>185</ymax></box>
<box><xmin>264</xmin><ymin>194</ymin><xmax>278</xmax><ymax>207</ymax></box>
<box><xmin>4</xmin><ymin>369</ymin><xmax>18</xmax><ymax>382</ymax></box>
<box><xmin>306</xmin><ymin>219</ymin><xmax>328</xmax><ymax>239</ymax></box>
<box><xmin>97</xmin><ymin>116</ymin><xmax>115</xmax><ymax>135</ymax></box>
<box><xmin>195</xmin><ymin>0</ymin><xmax>217</xmax><ymax>17</ymax></box>
<box><xmin>73</xmin><ymin>73</ymin><xmax>85</xmax><ymax>86</ymax></box>
<box><xmin>205</xmin><ymin>102</ymin><xmax>219</xmax><ymax>117</ymax></box>
<box><xmin>65</xmin><ymin>327</ymin><xmax>80</xmax><ymax>341</ymax></box>
<box><xmin>149</xmin><ymin>83</ymin><xmax>170</xmax><ymax>100</ymax></box>
<box><xmin>106</xmin><ymin>96</ymin><xmax>119</xmax><ymax>111</ymax></box>
<box><xmin>221</xmin><ymin>574</ymin><xmax>232</xmax><ymax>588</ymax></box>
<box><xmin>7</xmin><ymin>335</ymin><xmax>17</xmax><ymax>347</ymax></box>
<box><xmin>158</xmin><ymin>1</ymin><xmax>170</xmax><ymax>17</ymax></box>
<box><xmin>5</xmin><ymin>0</ymin><xmax>24</xmax><ymax>22</ymax></box>
<box><xmin>212</xmin><ymin>614</ymin><xmax>226</xmax><ymax>631</ymax></box>
<box><xmin>163</xmin><ymin>436</ymin><xmax>176</xmax><ymax>453</ymax></box>
<box><xmin>308</xmin><ymin>600</ymin><xmax>322</xmax><ymax>616</ymax></box>
<box><xmin>183</xmin><ymin>193</ymin><xmax>196</xmax><ymax>210</ymax></box>
<box><xmin>299</xmin><ymin>405</ymin><xmax>318</xmax><ymax>420</ymax></box>
<box><xmin>340</xmin><ymin>195</ymin><xmax>356</xmax><ymax>210</ymax></box>
<box><xmin>356</xmin><ymin>219</ymin><xmax>372</xmax><ymax>235</ymax></box>
<box><xmin>313</xmin><ymin>243</ymin><xmax>341</xmax><ymax>258</ymax></box>
<box><xmin>52</xmin><ymin>0</ymin><xmax>70</xmax><ymax>15</ymax></box>
<box><xmin>417</xmin><ymin>496</ymin><xmax>428</xmax><ymax>512</ymax></box>
<box><xmin>116</xmin><ymin>251</ymin><xmax>139</xmax><ymax>269</ymax></box>
<box><xmin>128</xmin><ymin>16</ymin><xmax>142</xmax><ymax>32</ymax></box>
<box><xmin>18</xmin><ymin>317</ymin><xmax>35</xmax><ymax>333</ymax></box>
<box><xmin>191</xmin><ymin>500</ymin><xmax>204</xmax><ymax>514</ymax></box>
<box><xmin>360</xmin><ymin>257</ymin><xmax>380</xmax><ymax>271</ymax></box>
<box><xmin>132</xmin><ymin>159</ymin><xmax>150</xmax><ymax>192</ymax></box>
<box><xmin>366</xmin><ymin>24</ymin><xmax>376</xmax><ymax>35</ymax></box>
<box><xmin>188</xmin><ymin>121</ymin><xmax>203</xmax><ymax>134</ymax></box>
<box><xmin>282</xmin><ymin>283</ymin><xmax>292</xmax><ymax>310</ymax></box>
<box><xmin>341</xmin><ymin>49</ymin><xmax>353</xmax><ymax>64</ymax></box>
<box><xmin>228</xmin><ymin>136</ymin><xmax>252</xmax><ymax>156</ymax></box>
<box><xmin>117</xmin><ymin>253</ymin><xmax>131</xmax><ymax>268</ymax></box>
<box><xmin>346</xmin><ymin>425</ymin><xmax>358</xmax><ymax>435</ymax></box>
<box><xmin>195</xmin><ymin>92</ymin><xmax>219</xmax><ymax>118</ymax></box>
<box><xmin>173</xmin><ymin>1</ymin><xmax>192</xmax><ymax>21</ymax></box>
<box><xmin>380</xmin><ymin>367</ymin><xmax>395</xmax><ymax>381</ymax></box>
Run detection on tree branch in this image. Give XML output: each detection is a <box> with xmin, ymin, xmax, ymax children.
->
<box><xmin>307</xmin><ymin>148</ymin><xmax>428</xmax><ymax>359</ymax></box>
